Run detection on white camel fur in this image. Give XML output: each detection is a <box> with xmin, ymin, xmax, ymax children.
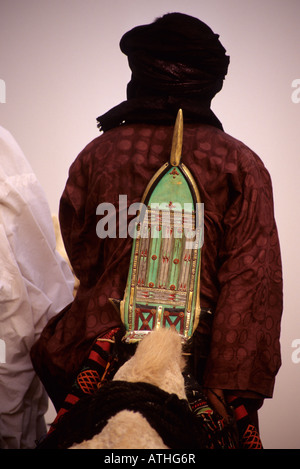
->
<box><xmin>71</xmin><ymin>328</ymin><xmax>187</xmax><ymax>449</ymax></box>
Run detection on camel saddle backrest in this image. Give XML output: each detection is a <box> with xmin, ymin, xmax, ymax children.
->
<box><xmin>111</xmin><ymin>110</ymin><xmax>204</xmax><ymax>343</ymax></box>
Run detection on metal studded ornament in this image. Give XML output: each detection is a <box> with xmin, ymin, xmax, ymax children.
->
<box><xmin>110</xmin><ymin>110</ymin><xmax>203</xmax><ymax>343</ymax></box>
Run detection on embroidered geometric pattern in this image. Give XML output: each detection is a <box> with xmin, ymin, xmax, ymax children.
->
<box><xmin>241</xmin><ymin>424</ymin><xmax>263</xmax><ymax>449</ymax></box>
<box><xmin>162</xmin><ymin>308</ymin><xmax>185</xmax><ymax>335</ymax></box>
<box><xmin>134</xmin><ymin>305</ymin><xmax>185</xmax><ymax>334</ymax></box>
<box><xmin>46</xmin><ymin>327</ymin><xmax>120</xmax><ymax>436</ymax></box>
<box><xmin>134</xmin><ymin>306</ymin><xmax>156</xmax><ymax>331</ymax></box>
<box><xmin>77</xmin><ymin>369</ymin><xmax>100</xmax><ymax>394</ymax></box>
<box><xmin>227</xmin><ymin>394</ymin><xmax>263</xmax><ymax>449</ymax></box>
<box><xmin>186</xmin><ymin>376</ymin><xmax>237</xmax><ymax>449</ymax></box>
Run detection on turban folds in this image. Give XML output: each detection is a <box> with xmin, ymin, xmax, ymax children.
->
<box><xmin>97</xmin><ymin>13</ymin><xmax>230</xmax><ymax>132</ymax></box>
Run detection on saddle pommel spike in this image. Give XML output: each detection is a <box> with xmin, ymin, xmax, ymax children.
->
<box><xmin>170</xmin><ymin>109</ymin><xmax>183</xmax><ymax>167</ymax></box>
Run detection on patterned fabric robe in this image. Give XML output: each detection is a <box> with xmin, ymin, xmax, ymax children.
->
<box><xmin>31</xmin><ymin>122</ymin><xmax>283</xmax><ymax>412</ymax></box>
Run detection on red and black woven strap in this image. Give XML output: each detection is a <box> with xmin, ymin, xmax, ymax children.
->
<box><xmin>47</xmin><ymin>327</ymin><xmax>120</xmax><ymax>434</ymax></box>
<box><xmin>227</xmin><ymin>394</ymin><xmax>263</xmax><ymax>449</ymax></box>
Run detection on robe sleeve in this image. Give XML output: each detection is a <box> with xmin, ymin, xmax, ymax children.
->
<box><xmin>58</xmin><ymin>147</ymin><xmax>99</xmax><ymax>286</ymax></box>
<box><xmin>203</xmin><ymin>149</ymin><xmax>283</xmax><ymax>398</ymax></box>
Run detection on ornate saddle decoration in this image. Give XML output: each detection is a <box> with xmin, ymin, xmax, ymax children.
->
<box><xmin>111</xmin><ymin>110</ymin><xmax>203</xmax><ymax>342</ymax></box>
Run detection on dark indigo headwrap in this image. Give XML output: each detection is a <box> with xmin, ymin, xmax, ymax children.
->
<box><xmin>97</xmin><ymin>12</ymin><xmax>230</xmax><ymax>132</ymax></box>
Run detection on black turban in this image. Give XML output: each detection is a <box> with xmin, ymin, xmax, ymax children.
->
<box><xmin>97</xmin><ymin>12</ymin><xmax>230</xmax><ymax>132</ymax></box>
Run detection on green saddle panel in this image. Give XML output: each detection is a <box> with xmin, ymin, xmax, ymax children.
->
<box><xmin>113</xmin><ymin>110</ymin><xmax>203</xmax><ymax>342</ymax></box>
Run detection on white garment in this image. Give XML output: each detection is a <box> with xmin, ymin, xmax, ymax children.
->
<box><xmin>0</xmin><ymin>126</ymin><xmax>74</xmax><ymax>449</ymax></box>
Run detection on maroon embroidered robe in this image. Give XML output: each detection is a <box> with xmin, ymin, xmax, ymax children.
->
<box><xmin>31</xmin><ymin>123</ymin><xmax>283</xmax><ymax>410</ymax></box>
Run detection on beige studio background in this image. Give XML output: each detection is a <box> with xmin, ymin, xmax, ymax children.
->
<box><xmin>1</xmin><ymin>0</ymin><xmax>299</xmax><ymax>449</ymax></box>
